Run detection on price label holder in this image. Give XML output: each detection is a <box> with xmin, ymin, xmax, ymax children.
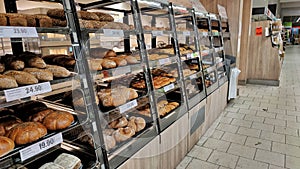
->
<box><xmin>183</xmin><ymin>31</ymin><xmax>190</xmax><ymax>36</ymax></box>
<box><xmin>119</xmin><ymin>99</ymin><xmax>138</xmax><ymax>113</ymax></box>
<box><xmin>152</xmin><ymin>31</ymin><xmax>164</xmax><ymax>37</ymax></box>
<box><xmin>0</xmin><ymin>26</ymin><xmax>38</xmax><ymax>38</ymax></box>
<box><xmin>164</xmin><ymin>83</ymin><xmax>175</xmax><ymax>92</ymax></box>
<box><xmin>103</xmin><ymin>29</ymin><xmax>124</xmax><ymax>37</ymax></box>
<box><xmin>112</xmin><ymin>66</ymin><xmax>131</xmax><ymax>76</ymax></box>
<box><xmin>4</xmin><ymin>82</ymin><xmax>52</xmax><ymax>102</ymax></box>
<box><xmin>201</xmin><ymin>32</ymin><xmax>208</xmax><ymax>37</ymax></box>
<box><xmin>159</xmin><ymin>58</ymin><xmax>171</xmax><ymax>65</ymax></box>
<box><xmin>19</xmin><ymin>133</ymin><xmax>63</xmax><ymax>161</ymax></box>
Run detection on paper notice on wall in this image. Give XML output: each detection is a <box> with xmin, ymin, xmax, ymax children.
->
<box><xmin>217</xmin><ymin>4</ymin><xmax>228</xmax><ymax>19</ymax></box>
<box><xmin>190</xmin><ymin>0</ymin><xmax>207</xmax><ymax>13</ymax></box>
<box><xmin>256</xmin><ymin>27</ymin><xmax>263</xmax><ymax>36</ymax></box>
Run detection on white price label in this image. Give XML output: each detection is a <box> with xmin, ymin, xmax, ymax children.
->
<box><xmin>119</xmin><ymin>99</ymin><xmax>138</xmax><ymax>113</ymax></box>
<box><xmin>202</xmin><ymin>32</ymin><xmax>208</xmax><ymax>36</ymax></box>
<box><xmin>187</xmin><ymin>53</ymin><xmax>192</xmax><ymax>59</ymax></box>
<box><xmin>19</xmin><ymin>133</ymin><xmax>63</xmax><ymax>161</ymax></box>
<box><xmin>103</xmin><ymin>29</ymin><xmax>124</xmax><ymax>37</ymax></box>
<box><xmin>191</xmin><ymin>60</ymin><xmax>198</xmax><ymax>63</ymax></box>
<box><xmin>0</xmin><ymin>26</ymin><xmax>38</xmax><ymax>38</ymax></box>
<box><xmin>183</xmin><ymin>31</ymin><xmax>190</xmax><ymax>36</ymax></box>
<box><xmin>4</xmin><ymin>82</ymin><xmax>52</xmax><ymax>102</ymax></box>
<box><xmin>152</xmin><ymin>31</ymin><xmax>163</xmax><ymax>37</ymax></box>
<box><xmin>159</xmin><ymin>58</ymin><xmax>171</xmax><ymax>65</ymax></box>
<box><xmin>112</xmin><ymin>66</ymin><xmax>131</xmax><ymax>76</ymax></box>
<box><xmin>164</xmin><ymin>83</ymin><xmax>175</xmax><ymax>92</ymax></box>
<box><xmin>190</xmin><ymin>74</ymin><xmax>198</xmax><ymax>79</ymax></box>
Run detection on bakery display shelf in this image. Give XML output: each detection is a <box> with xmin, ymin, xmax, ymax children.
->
<box><xmin>203</xmin><ymin>65</ymin><xmax>216</xmax><ymax>74</ymax></box>
<box><xmin>218</xmin><ymin>75</ymin><xmax>228</xmax><ymax>86</ymax></box>
<box><xmin>201</xmin><ymin>49</ymin><xmax>214</xmax><ymax>56</ymax></box>
<box><xmin>184</xmin><ymin>71</ymin><xmax>203</xmax><ymax>81</ymax></box>
<box><xmin>36</xmin><ymin>27</ymin><xmax>70</xmax><ymax>34</ymax></box>
<box><xmin>216</xmin><ymin>61</ymin><xmax>226</xmax><ymax>69</ymax></box>
<box><xmin>82</xmin><ymin>28</ymin><xmax>137</xmax><ymax>37</ymax></box>
<box><xmin>205</xmin><ymin>81</ymin><xmax>218</xmax><ymax>95</ymax></box>
<box><xmin>187</xmin><ymin>90</ymin><xmax>206</xmax><ymax>109</ymax></box>
<box><xmin>154</xmin><ymin>82</ymin><xmax>179</xmax><ymax>97</ymax></box>
<box><xmin>143</xmin><ymin>30</ymin><xmax>174</xmax><ymax>36</ymax></box>
<box><xmin>176</xmin><ymin>30</ymin><xmax>196</xmax><ymax>36</ymax></box>
<box><xmin>95</xmin><ymin>63</ymin><xmax>143</xmax><ymax>80</ymax></box>
<box><xmin>148</xmin><ymin>55</ymin><xmax>178</xmax><ymax>68</ymax></box>
<box><xmin>181</xmin><ymin>52</ymin><xmax>200</xmax><ymax>61</ymax></box>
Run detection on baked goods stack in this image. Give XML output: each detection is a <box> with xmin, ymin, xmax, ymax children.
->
<box><xmin>0</xmin><ymin>52</ymin><xmax>71</xmax><ymax>89</ymax></box>
<box><xmin>88</xmin><ymin>47</ymin><xmax>139</xmax><ymax>71</ymax></box>
<box><xmin>0</xmin><ymin>101</ymin><xmax>75</xmax><ymax>156</ymax></box>
<box><xmin>0</xmin><ymin>13</ymin><xmax>53</xmax><ymax>27</ymax></box>
<box><xmin>104</xmin><ymin>115</ymin><xmax>146</xmax><ymax>150</ymax></box>
<box><xmin>156</xmin><ymin>100</ymin><xmax>179</xmax><ymax>117</ymax></box>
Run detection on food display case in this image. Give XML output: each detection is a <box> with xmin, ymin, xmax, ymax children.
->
<box><xmin>195</xmin><ymin>12</ymin><xmax>218</xmax><ymax>95</ymax></box>
<box><xmin>172</xmin><ymin>5</ymin><xmax>205</xmax><ymax>109</ymax></box>
<box><xmin>209</xmin><ymin>14</ymin><xmax>228</xmax><ymax>86</ymax></box>
<box><xmin>0</xmin><ymin>0</ymin><xmax>102</xmax><ymax>169</ymax></box>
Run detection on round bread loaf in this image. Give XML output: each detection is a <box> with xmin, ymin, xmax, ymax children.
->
<box><xmin>28</xmin><ymin>108</ymin><xmax>54</xmax><ymax>123</ymax></box>
<box><xmin>43</xmin><ymin>110</ymin><xmax>74</xmax><ymax>130</ymax></box>
<box><xmin>0</xmin><ymin>136</ymin><xmax>14</xmax><ymax>157</ymax></box>
<box><xmin>113</xmin><ymin>127</ymin><xmax>135</xmax><ymax>142</ymax></box>
<box><xmin>6</xmin><ymin>122</ymin><xmax>47</xmax><ymax>145</ymax></box>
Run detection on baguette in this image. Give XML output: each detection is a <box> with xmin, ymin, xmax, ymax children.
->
<box><xmin>23</xmin><ymin>68</ymin><xmax>53</xmax><ymax>81</ymax></box>
<box><xmin>4</xmin><ymin>70</ymin><xmax>38</xmax><ymax>85</ymax></box>
<box><xmin>46</xmin><ymin>65</ymin><xmax>71</xmax><ymax>78</ymax></box>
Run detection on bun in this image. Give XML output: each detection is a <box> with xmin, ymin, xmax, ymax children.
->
<box><xmin>4</xmin><ymin>70</ymin><xmax>38</xmax><ymax>85</ymax></box>
<box><xmin>23</xmin><ymin>68</ymin><xmax>53</xmax><ymax>81</ymax></box>
<box><xmin>113</xmin><ymin>127</ymin><xmax>135</xmax><ymax>142</ymax></box>
<box><xmin>54</xmin><ymin>153</ymin><xmax>81</xmax><ymax>169</ymax></box>
<box><xmin>104</xmin><ymin>134</ymin><xmax>116</xmax><ymax>150</ymax></box>
<box><xmin>0</xmin><ymin>75</ymin><xmax>18</xmax><ymax>89</ymax></box>
<box><xmin>6</xmin><ymin>122</ymin><xmax>47</xmax><ymax>145</ymax></box>
<box><xmin>46</xmin><ymin>65</ymin><xmax>71</xmax><ymax>78</ymax></box>
<box><xmin>43</xmin><ymin>110</ymin><xmax>74</xmax><ymax>130</ymax></box>
<box><xmin>0</xmin><ymin>136</ymin><xmax>14</xmax><ymax>157</ymax></box>
<box><xmin>109</xmin><ymin>117</ymin><xmax>128</xmax><ymax>129</ymax></box>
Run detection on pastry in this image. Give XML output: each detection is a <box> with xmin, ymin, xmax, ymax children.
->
<box><xmin>6</xmin><ymin>122</ymin><xmax>47</xmax><ymax>145</ymax></box>
<box><xmin>23</xmin><ymin>68</ymin><xmax>53</xmax><ymax>81</ymax></box>
<box><xmin>103</xmin><ymin>129</ymin><xmax>115</xmax><ymax>136</ymax></box>
<box><xmin>104</xmin><ymin>134</ymin><xmax>116</xmax><ymax>150</ymax></box>
<box><xmin>101</xmin><ymin>59</ymin><xmax>116</xmax><ymax>69</ymax></box>
<box><xmin>4</xmin><ymin>70</ymin><xmax>38</xmax><ymax>85</ymax></box>
<box><xmin>107</xmin><ymin>57</ymin><xmax>127</xmax><ymax>66</ymax></box>
<box><xmin>109</xmin><ymin>116</ymin><xmax>128</xmax><ymax>129</ymax></box>
<box><xmin>43</xmin><ymin>110</ymin><xmax>74</xmax><ymax>130</ymax></box>
<box><xmin>93</xmin><ymin>12</ymin><xmax>114</xmax><ymax>22</ymax></box>
<box><xmin>113</xmin><ymin>127</ymin><xmax>135</xmax><ymax>142</ymax></box>
<box><xmin>28</xmin><ymin>108</ymin><xmax>54</xmax><ymax>123</ymax></box>
<box><xmin>54</xmin><ymin>153</ymin><xmax>81</xmax><ymax>169</ymax></box>
<box><xmin>46</xmin><ymin>65</ymin><xmax>71</xmax><ymax>78</ymax></box>
<box><xmin>39</xmin><ymin>162</ymin><xmax>64</xmax><ymax>169</ymax></box>
<box><xmin>0</xmin><ymin>136</ymin><xmax>14</xmax><ymax>157</ymax></box>
<box><xmin>0</xmin><ymin>75</ymin><xmax>18</xmax><ymax>89</ymax></box>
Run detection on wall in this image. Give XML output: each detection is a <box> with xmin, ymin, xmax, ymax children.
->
<box><xmin>253</xmin><ymin>0</ymin><xmax>268</xmax><ymax>8</ymax></box>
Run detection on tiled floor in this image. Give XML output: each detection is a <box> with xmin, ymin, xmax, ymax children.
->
<box><xmin>177</xmin><ymin>46</ymin><xmax>300</xmax><ymax>169</ymax></box>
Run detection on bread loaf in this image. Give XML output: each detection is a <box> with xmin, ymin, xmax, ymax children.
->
<box><xmin>46</xmin><ymin>65</ymin><xmax>71</xmax><ymax>78</ymax></box>
<box><xmin>52</xmin><ymin>55</ymin><xmax>76</xmax><ymax>67</ymax></box>
<box><xmin>43</xmin><ymin>110</ymin><xmax>74</xmax><ymax>130</ymax></box>
<box><xmin>119</xmin><ymin>55</ymin><xmax>138</xmax><ymax>64</ymax></box>
<box><xmin>6</xmin><ymin>14</ymin><xmax>27</xmax><ymax>26</ymax></box>
<box><xmin>28</xmin><ymin>108</ymin><xmax>54</xmax><ymax>123</ymax></box>
<box><xmin>0</xmin><ymin>75</ymin><xmax>18</xmax><ymax>89</ymax></box>
<box><xmin>0</xmin><ymin>136</ymin><xmax>14</xmax><ymax>157</ymax></box>
<box><xmin>93</xmin><ymin>12</ymin><xmax>114</xmax><ymax>22</ymax></box>
<box><xmin>0</xmin><ymin>115</ymin><xmax>22</xmax><ymax>136</ymax></box>
<box><xmin>39</xmin><ymin>162</ymin><xmax>64</xmax><ymax>169</ymax></box>
<box><xmin>98</xmin><ymin>87</ymin><xmax>138</xmax><ymax>107</ymax></box>
<box><xmin>35</xmin><ymin>15</ymin><xmax>53</xmax><ymax>27</ymax></box>
<box><xmin>4</xmin><ymin>70</ymin><xmax>38</xmax><ymax>85</ymax></box>
<box><xmin>107</xmin><ymin>57</ymin><xmax>127</xmax><ymax>66</ymax></box>
<box><xmin>0</xmin><ymin>14</ymin><xmax>7</xmax><ymax>26</ymax></box>
<box><xmin>52</xmin><ymin>18</ymin><xmax>67</xmax><ymax>27</ymax></box>
<box><xmin>90</xmin><ymin>48</ymin><xmax>116</xmax><ymax>58</ymax></box>
<box><xmin>90</xmin><ymin>21</ymin><xmax>107</xmax><ymax>29</ymax></box>
<box><xmin>1</xmin><ymin>54</ymin><xmax>25</xmax><ymax>70</ymax></box>
<box><xmin>79</xmin><ymin>20</ymin><xmax>94</xmax><ymax>29</ymax></box>
<box><xmin>6</xmin><ymin>122</ymin><xmax>47</xmax><ymax>145</ymax></box>
<box><xmin>47</xmin><ymin>9</ymin><xmax>65</xmax><ymax>20</ymax></box>
<box><xmin>109</xmin><ymin>117</ymin><xmax>128</xmax><ymax>129</ymax></box>
<box><xmin>23</xmin><ymin>68</ymin><xmax>53</xmax><ymax>81</ymax></box>
<box><xmin>101</xmin><ymin>59</ymin><xmax>116</xmax><ymax>69</ymax></box>
<box><xmin>88</xmin><ymin>59</ymin><xmax>103</xmax><ymax>71</ymax></box>
<box><xmin>54</xmin><ymin>153</ymin><xmax>81</xmax><ymax>169</ymax></box>
<box><xmin>104</xmin><ymin>134</ymin><xmax>116</xmax><ymax>150</ymax></box>
<box><xmin>78</xmin><ymin>11</ymin><xmax>99</xmax><ymax>20</ymax></box>
<box><xmin>23</xmin><ymin>14</ymin><xmax>36</xmax><ymax>27</ymax></box>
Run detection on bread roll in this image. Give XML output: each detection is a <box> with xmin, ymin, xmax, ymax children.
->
<box><xmin>6</xmin><ymin>14</ymin><xmax>27</xmax><ymax>26</ymax></box>
<box><xmin>23</xmin><ymin>14</ymin><xmax>36</xmax><ymax>27</ymax></box>
<box><xmin>107</xmin><ymin>57</ymin><xmax>127</xmax><ymax>66</ymax></box>
<box><xmin>54</xmin><ymin>153</ymin><xmax>81</xmax><ymax>169</ymax></box>
<box><xmin>6</xmin><ymin>122</ymin><xmax>47</xmax><ymax>145</ymax></box>
<box><xmin>0</xmin><ymin>14</ymin><xmax>7</xmax><ymax>26</ymax></box>
<box><xmin>0</xmin><ymin>115</ymin><xmax>22</xmax><ymax>136</ymax></box>
<box><xmin>4</xmin><ymin>70</ymin><xmax>38</xmax><ymax>85</ymax></box>
<box><xmin>39</xmin><ymin>162</ymin><xmax>64</xmax><ymax>169</ymax></box>
<box><xmin>43</xmin><ymin>110</ymin><xmax>74</xmax><ymax>130</ymax></box>
<box><xmin>113</xmin><ymin>127</ymin><xmax>135</xmax><ymax>142</ymax></box>
<box><xmin>104</xmin><ymin>134</ymin><xmax>116</xmax><ymax>150</ymax></box>
<box><xmin>35</xmin><ymin>15</ymin><xmax>53</xmax><ymax>27</ymax></box>
<box><xmin>28</xmin><ymin>108</ymin><xmax>54</xmax><ymax>123</ymax></box>
<box><xmin>109</xmin><ymin>117</ymin><xmax>128</xmax><ymax>129</ymax></box>
<box><xmin>93</xmin><ymin>12</ymin><xmax>114</xmax><ymax>22</ymax></box>
<box><xmin>119</xmin><ymin>55</ymin><xmax>138</xmax><ymax>64</ymax></box>
<box><xmin>88</xmin><ymin>59</ymin><xmax>103</xmax><ymax>71</ymax></box>
<box><xmin>0</xmin><ymin>136</ymin><xmax>14</xmax><ymax>157</ymax></box>
<box><xmin>101</xmin><ymin>59</ymin><xmax>116</xmax><ymax>69</ymax></box>
<box><xmin>0</xmin><ymin>75</ymin><xmax>18</xmax><ymax>89</ymax></box>
<box><xmin>46</xmin><ymin>65</ymin><xmax>71</xmax><ymax>78</ymax></box>
<box><xmin>23</xmin><ymin>68</ymin><xmax>53</xmax><ymax>81</ymax></box>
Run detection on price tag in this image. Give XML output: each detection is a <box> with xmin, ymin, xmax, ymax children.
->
<box><xmin>19</xmin><ymin>133</ymin><xmax>63</xmax><ymax>161</ymax></box>
<box><xmin>119</xmin><ymin>99</ymin><xmax>138</xmax><ymax>113</ymax></box>
<box><xmin>202</xmin><ymin>32</ymin><xmax>208</xmax><ymax>36</ymax></box>
<box><xmin>190</xmin><ymin>74</ymin><xmax>198</xmax><ymax>79</ymax></box>
<box><xmin>164</xmin><ymin>83</ymin><xmax>175</xmax><ymax>92</ymax></box>
<box><xmin>159</xmin><ymin>58</ymin><xmax>171</xmax><ymax>65</ymax></box>
<box><xmin>0</xmin><ymin>26</ymin><xmax>38</xmax><ymax>38</ymax></box>
<box><xmin>183</xmin><ymin>31</ymin><xmax>190</xmax><ymax>36</ymax></box>
<box><xmin>152</xmin><ymin>31</ymin><xmax>163</xmax><ymax>37</ymax></box>
<box><xmin>4</xmin><ymin>82</ymin><xmax>52</xmax><ymax>102</ymax></box>
<box><xmin>187</xmin><ymin>53</ymin><xmax>192</xmax><ymax>59</ymax></box>
<box><xmin>112</xmin><ymin>66</ymin><xmax>131</xmax><ymax>76</ymax></box>
<box><xmin>191</xmin><ymin>60</ymin><xmax>198</xmax><ymax>63</ymax></box>
<box><xmin>103</xmin><ymin>29</ymin><xmax>124</xmax><ymax>37</ymax></box>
